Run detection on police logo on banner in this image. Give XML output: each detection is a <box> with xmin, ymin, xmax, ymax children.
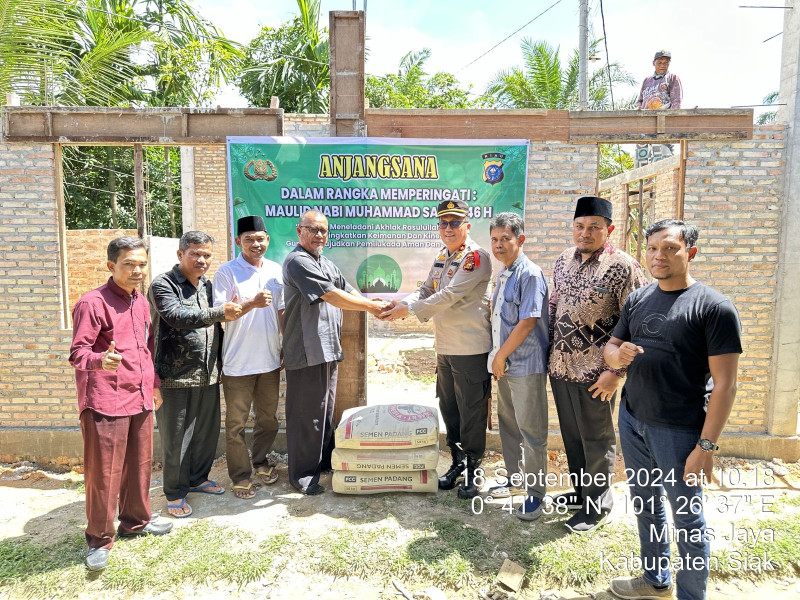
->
<box><xmin>244</xmin><ymin>149</ymin><xmax>278</xmax><ymax>181</ymax></box>
<box><xmin>482</xmin><ymin>152</ymin><xmax>506</xmax><ymax>186</ymax></box>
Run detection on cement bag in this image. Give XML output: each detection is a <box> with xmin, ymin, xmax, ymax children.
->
<box><xmin>331</xmin><ymin>442</ymin><xmax>439</xmax><ymax>471</ymax></box>
<box><xmin>335</xmin><ymin>404</ymin><xmax>439</xmax><ymax>449</ymax></box>
<box><xmin>332</xmin><ymin>470</ymin><xmax>437</xmax><ymax>494</ymax></box>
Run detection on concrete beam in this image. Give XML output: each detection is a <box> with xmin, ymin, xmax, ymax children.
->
<box><xmin>568</xmin><ymin>108</ymin><xmax>753</xmax><ymax>144</ymax></box>
<box><xmin>366</xmin><ymin>109</ymin><xmax>568</xmax><ymax>141</ymax></box>
<box><xmin>0</xmin><ymin>106</ymin><xmax>283</xmax><ymax>145</ymax></box>
<box><xmin>365</xmin><ymin>108</ymin><xmax>753</xmax><ymax>144</ymax></box>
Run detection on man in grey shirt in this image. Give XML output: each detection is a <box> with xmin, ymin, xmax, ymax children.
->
<box><xmin>282</xmin><ymin>210</ymin><xmax>388</xmax><ymax>495</ymax></box>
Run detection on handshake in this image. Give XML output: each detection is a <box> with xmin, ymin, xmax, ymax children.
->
<box><xmin>367</xmin><ymin>299</ymin><xmax>409</xmax><ymax>322</ymax></box>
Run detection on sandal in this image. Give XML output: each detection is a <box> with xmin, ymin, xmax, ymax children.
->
<box><xmin>166</xmin><ymin>497</ymin><xmax>193</xmax><ymax>518</ymax></box>
<box><xmin>188</xmin><ymin>480</ymin><xmax>225</xmax><ymax>495</ymax></box>
<box><xmin>255</xmin><ymin>466</ymin><xmax>279</xmax><ymax>485</ymax></box>
<box><xmin>232</xmin><ymin>481</ymin><xmax>256</xmax><ymax>499</ymax></box>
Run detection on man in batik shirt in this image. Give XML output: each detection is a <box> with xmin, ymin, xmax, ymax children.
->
<box><xmin>548</xmin><ymin>196</ymin><xmax>647</xmax><ymax>533</ymax></box>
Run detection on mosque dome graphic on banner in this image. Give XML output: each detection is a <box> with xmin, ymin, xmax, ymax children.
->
<box><xmin>357</xmin><ymin>255</ymin><xmax>402</xmax><ymax>293</ymax></box>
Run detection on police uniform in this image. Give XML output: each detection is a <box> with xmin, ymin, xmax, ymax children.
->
<box><xmin>401</xmin><ymin>199</ymin><xmax>492</xmax><ymax>497</ymax></box>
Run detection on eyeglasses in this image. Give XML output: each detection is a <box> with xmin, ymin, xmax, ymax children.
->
<box><xmin>299</xmin><ymin>225</ymin><xmax>329</xmax><ymax>236</ymax></box>
<box><xmin>438</xmin><ymin>221</ymin><xmax>464</xmax><ymax>230</ymax></box>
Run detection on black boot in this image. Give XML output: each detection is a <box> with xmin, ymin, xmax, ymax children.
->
<box><xmin>457</xmin><ymin>457</ymin><xmax>481</xmax><ymax>499</ymax></box>
<box><xmin>438</xmin><ymin>448</ymin><xmax>465</xmax><ymax>490</ymax></box>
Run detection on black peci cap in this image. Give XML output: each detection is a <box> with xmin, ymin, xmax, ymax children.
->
<box><xmin>574</xmin><ymin>196</ymin><xmax>613</xmax><ymax>221</ymax></box>
<box><xmin>237</xmin><ymin>215</ymin><xmax>266</xmax><ymax>236</ymax></box>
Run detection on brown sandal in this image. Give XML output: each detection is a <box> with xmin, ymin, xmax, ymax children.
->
<box><xmin>255</xmin><ymin>466</ymin><xmax>278</xmax><ymax>485</ymax></box>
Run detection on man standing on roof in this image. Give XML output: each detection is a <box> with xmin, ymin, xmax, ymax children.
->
<box><xmin>637</xmin><ymin>50</ymin><xmax>683</xmax><ymax>110</ymax></box>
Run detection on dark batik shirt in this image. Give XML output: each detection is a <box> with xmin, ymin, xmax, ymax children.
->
<box><xmin>149</xmin><ymin>265</ymin><xmax>225</xmax><ymax>388</ymax></box>
<box><xmin>548</xmin><ymin>242</ymin><xmax>648</xmax><ymax>383</ymax></box>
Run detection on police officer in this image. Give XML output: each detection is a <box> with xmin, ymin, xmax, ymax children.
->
<box><xmin>380</xmin><ymin>199</ymin><xmax>492</xmax><ymax>498</ymax></box>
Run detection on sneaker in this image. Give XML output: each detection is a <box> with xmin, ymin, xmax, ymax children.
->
<box><xmin>117</xmin><ymin>520</ymin><xmax>173</xmax><ymax>538</ymax></box>
<box><xmin>85</xmin><ymin>547</ymin><xmax>110</xmax><ymax>571</ymax></box>
<box><xmin>565</xmin><ymin>509</ymin><xmax>609</xmax><ymax>534</ymax></box>
<box><xmin>549</xmin><ymin>491</ymin><xmax>582</xmax><ymax>510</ymax></box>
<box><xmin>486</xmin><ymin>482</ymin><xmax>526</xmax><ymax>499</ymax></box>
<box><xmin>610</xmin><ymin>575</ymin><xmax>675</xmax><ymax>599</ymax></box>
<box><xmin>515</xmin><ymin>496</ymin><xmax>542</xmax><ymax>521</ymax></box>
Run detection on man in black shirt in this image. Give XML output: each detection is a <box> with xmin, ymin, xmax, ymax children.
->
<box><xmin>605</xmin><ymin>219</ymin><xmax>741</xmax><ymax>600</ymax></box>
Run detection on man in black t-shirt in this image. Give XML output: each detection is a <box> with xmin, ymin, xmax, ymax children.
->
<box><xmin>605</xmin><ymin>219</ymin><xmax>741</xmax><ymax>600</ymax></box>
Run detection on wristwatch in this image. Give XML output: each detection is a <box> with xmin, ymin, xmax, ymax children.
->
<box><xmin>405</xmin><ymin>302</ymin><xmax>415</xmax><ymax>317</ymax></box>
<box><xmin>698</xmin><ymin>438</ymin><xmax>719</xmax><ymax>452</ymax></box>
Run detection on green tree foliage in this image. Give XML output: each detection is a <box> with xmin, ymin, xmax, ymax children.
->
<box><xmin>63</xmin><ymin>145</ymin><xmax>181</xmax><ymax>238</ymax></box>
<box><xmin>598</xmin><ymin>144</ymin><xmax>634</xmax><ymax>181</ymax></box>
<box><xmin>486</xmin><ymin>38</ymin><xmax>635</xmax><ymax>110</ymax></box>
<box><xmin>1</xmin><ymin>0</ymin><xmax>240</xmax><ymax>235</ymax></box>
<box><xmin>238</xmin><ymin>0</ymin><xmax>329</xmax><ymax>112</ymax></box>
<box><xmin>757</xmin><ymin>91</ymin><xmax>778</xmax><ymax>125</ymax></box>
<box><xmin>365</xmin><ymin>48</ymin><xmax>483</xmax><ymax>109</ymax></box>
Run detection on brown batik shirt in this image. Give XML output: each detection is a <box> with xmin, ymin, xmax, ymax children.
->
<box><xmin>548</xmin><ymin>241</ymin><xmax>647</xmax><ymax>383</ymax></box>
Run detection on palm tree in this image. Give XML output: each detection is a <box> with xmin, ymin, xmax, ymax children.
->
<box><xmin>486</xmin><ymin>38</ymin><xmax>635</xmax><ymax>110</ymax></box>
<box><xmin>757</xmin><ymin>91</ymin><xmax>778</xmax><ymax>125</ymax></box>
<box><xmin>238</xmin><ymin>0</ymin><xmax>329</xmax><ymax>113</ymax></box>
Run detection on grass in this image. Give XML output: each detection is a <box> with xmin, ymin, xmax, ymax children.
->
<box><xmin>712</xmin><ymin>515</ymin><xmax>800</xmax><ymax>580</ymax></box>
<box><xmin>512</xmin><ymin>517</ymin><xmax>640</xmax><ymax>589</ymax></box>
<box><xmin>0</xmin><ymin>522</ymin><xmax>288</xmax><ymax>598</ymax></box>
<box><xmin>313</xmin><ymin>517</ymin><xmax>497</xmax><ymax>589</ymax></box>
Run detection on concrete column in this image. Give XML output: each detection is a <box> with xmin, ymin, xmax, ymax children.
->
<box><xmin>180</xmin><ymin>146</ymin><xmax>196</xmax><ymax>232</ymax></box>
<box><xmin>769</xmin><ymin>1</ymin><xmax>800</xmax><ymax>436</ymax></box>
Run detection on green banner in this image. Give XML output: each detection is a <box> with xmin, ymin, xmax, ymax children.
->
<box><xmin>227</xmin><ymin>137</ymin><xmax>529</xmax><ymax>297</ymax></box>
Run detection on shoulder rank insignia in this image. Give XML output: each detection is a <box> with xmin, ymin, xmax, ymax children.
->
<box><xmin>462</xmin><ymin>252</ymin><xmax>476</xmax><ymax>272</ymax></box>
<box><xmin>455</xmin><ymin>252</ymin><xmax>463</xmax><ymax>259</ymax></box>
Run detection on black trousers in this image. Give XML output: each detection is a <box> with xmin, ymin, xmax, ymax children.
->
<box><xmin>156</xmin><ymin>384</ymin><xmax>221</xmax><ymax>501</ymax></box>
<box><xmin>285</xmin><ymin>361</ymin><xmax>338</xmax><ymax>492</ymax></box>
<box><xmin>436</xmin><ymin>353</ymin><xmax>491</xmax><ymax>462</ymax></box>
<box><xmin>550</xmin><ymin>377</ymin><xmax>616</xmax><ymax>512</ymax></box>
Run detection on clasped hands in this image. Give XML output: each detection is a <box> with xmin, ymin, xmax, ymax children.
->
<box><xmin>371</xmin><ymin>299</ymin><xmax>408</xmax><ymax>321</ymax></box>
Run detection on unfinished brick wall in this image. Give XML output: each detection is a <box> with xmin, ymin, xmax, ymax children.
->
<box><xmin>683</xmin><ymin>124</ymin><xmax>784</xmax><ymax>432</ymax></box>
<box><xmin>0</xmin><ymin>124</ymin><xmax>787</xmax><ymax>441</ymax></box>
<box><xmin>66</xmin><ymin>229</ymin><xmax>137</xmax><ymax>310</ymax></box>
<box><xmin>0</xmin><ymin>143</ymin><xmax>77</xmax><ymax>427</ymax></box>
<box><xmin>191</xmin><ymin>146</ymin><xmax>229</xmax><ymax>279</ymax></box>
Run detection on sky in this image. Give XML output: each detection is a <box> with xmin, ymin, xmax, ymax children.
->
<box><xmin>194</xmin><ymin>0</ymin><xmax>785</xmax><ymax>120</ymax></box>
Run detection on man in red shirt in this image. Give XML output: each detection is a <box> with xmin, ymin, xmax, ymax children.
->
<box><xmin>70</xmin><ymin>236</ymin><xmax>172</xmax><ymax>571</ymax></box>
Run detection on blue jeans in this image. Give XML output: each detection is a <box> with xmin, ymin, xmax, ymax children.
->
<box><xmin>618</xmin><ymin>402</ymin><xmax>709</xmax><ymax>600</ymax></box>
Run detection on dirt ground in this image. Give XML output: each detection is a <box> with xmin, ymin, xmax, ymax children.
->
<box><xmin>2</xmin><ymin>450</ymin><xmax>799</xmax><ymax>600</ymax></box>
<box><xmin>2</xmin><ymin>334</ymin><xmax>800</xmax><ymax>599</ymax></box>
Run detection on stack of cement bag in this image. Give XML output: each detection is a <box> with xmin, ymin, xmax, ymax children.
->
<box><xmin>332</xmin><ymin>404</ymin><xmax>440</xmax><ymax>494</ymax></box>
